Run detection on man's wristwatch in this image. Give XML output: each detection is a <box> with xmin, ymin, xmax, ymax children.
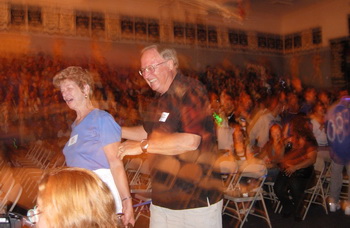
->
<box><xmin>140</xmin><ymin>139</ymin><xmax>149</xmax><ymax>153</ymax></box>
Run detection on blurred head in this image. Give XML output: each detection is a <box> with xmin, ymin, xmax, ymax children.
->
<box><xmin>35</xmin><ymin>168</ymin><xmax>117</xmax><ymax>228</ymax></box>
<box><xmin>240</xmin><ymin>92</ymin><xmax>253</xmax><ymax>112</ymax></box>
<box><xmin>53</xmin><ymin>67</ymin><xmax>94</xmax><ymax>110</ymax></box>
<box><xmin>139</xmin><ymin>45</ymin><xmax>178</xmax><ymax>94</ymax></box>
<box><xmin>304</xmin><ymin>88</ymin><xmax>317</xmax><ymax>104</ymax></box>
<box><xmin>318</xmin><ymin>91</ymin><xmax>330</xmax><ymax>106</ymax></box>
<box><xmin>291</xmin><ymin>78</ymin><xmax>302</xmax><ymax>93</ymax></box>
<box><xmin>267</xmin><ymin>96</ymin><xmax>282</xmax><ymax>116</ymax></box>
<box><xmin>232</xmin><ymin>125</ymin><xmax>246</xmax><ymax>143</ymax></box>
<box><xmin>287</xmin><ymin>92</ymin><xmax>299</xmax><ymax>112</ymax></box>
<box><xmin>209</xmin><ymin>91</ymin><xmax>220</xmax><ymax>113</ymax></box>
<box><xmin>337</xmin><ymin>88</ymin><xmax>349</xmax><ymax>100</ymax></box>
<box><xmin>289</xmin><ymin>114</ymin><xmax>317</xmax><ymax>147</ymax></box>
<box><xmin>269</xmin><ymin>124</ymin><xmax>282</xmax><ymax>142</ymax></box>
<box><xmin>312</xmin><ymin>102</ymin><xmax>326</xmax><ymax>117</ymax></box>
<box><xmin>220</xmin><ymin>90</ymin><xmax>235</xmax><ymax>115</ymax></box>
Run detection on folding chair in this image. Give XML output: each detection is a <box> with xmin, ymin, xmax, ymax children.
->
<box><xmin>133</xmin><ymin>196</ymin><xmax>152</xmax><ymax>222</ymax></box>
<box><xmin>0</xmin><ymin>175</ymin><xmax>15</xmax><ymax>213</ymax></box>
<box><xmin>13</xmin><ymin>167</ymin><xmax>43</xmax><ymax>205</ymax></box>
<box><xmin>172</xmin><ymin>163</ymin><xmax>203</xmax><ymax>206</ymax></box>
<box><xmin>262</xmin><ymin>169</ymin><xmax>281</xmax><ymax>209</ymax></box>
<box><xmin>131</xmin><ymin>159</ymin><xmax>151</xmax><ymax>194</ymax></box>
<box><xmin>125</xmin><ymin>157</ymin><xmax>143</xmax><ymax>186</ymax></box>
<box><xmin>150</xmin><ymin>156</ymin><xmax>180</xmax><ymax>192</ymax></box>
<box><xmin>35</xmin><ymin>148</ymin><xmax>57</xmax><ymax>169</ymax></box>
<box><xmin>223</xmin><ymin>163</ymin><xmax>271</xmax><ymax>228</ymax></box>
<box><xmin>43</xmin><ymin>152</ymin><xmax>66</xmax><ymax>169</ymax></box>
<box><xmin>12</xmin><ymin>142</ymin><xmax>42</xmax><ymax>167</ymax></box>
<box><xmin>134</xmin><ymin>157</ymin><xmax>180</xmax><ymax>222</ymax></box>
<box><xmin>263</xmin><ymin>181</ymin><xmax>279</xmax><ymax>206</ymax></box>
<box><xmin>5</xmin><ymin>182</ymin><xmax>23</xmax><ymax>212</ymax></box>
<box><xmin>302</xmin><ymin>157</ymin><xmax>328</xmax><ymax>220</ymax></box>
<box><xmin>215</xmin><ymin>154</ymin><xmax>238</xmax><ymax>191</ymax></box>
<box><xmin>0</xmin><ymin>166</ymin><xmax>13</xmax><ymax>185</ymax></box>
<box><xmin>0</xmin><ymin>160</ymin><xmax>5</xmax><ymax>171</ymax></box>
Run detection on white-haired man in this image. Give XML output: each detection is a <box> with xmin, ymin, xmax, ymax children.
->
<box><xmin>119</xmin><ymin>45</ymin><xmax>223</xmax><ymax>228</ymax></box>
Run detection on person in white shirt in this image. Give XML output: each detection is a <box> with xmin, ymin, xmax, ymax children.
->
<box><xmin>249</xmin><ymin>96</ymin><xmax>282</xmax><ymax>152</ymax></box>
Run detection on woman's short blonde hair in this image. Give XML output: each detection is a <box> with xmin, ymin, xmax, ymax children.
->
<box><xmin>52</xmin><ymin>66</ymin><xmax>94</xmax><ymax>96</ymax></box>
<box><xmin>37</xmin><ymin>167</ymin><xmax>118</xmax><ymax>228</ymax></box>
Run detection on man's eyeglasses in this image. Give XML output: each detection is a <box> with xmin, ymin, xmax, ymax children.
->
<box><xmin>27</xmin><ymin>206</ymin><xmax>42</xmax><ymax>224</ymax></box>
<box><xmin>139</xmin><ymin>60</ymin><xmax>168</xmax><ymax>76</ymax></box>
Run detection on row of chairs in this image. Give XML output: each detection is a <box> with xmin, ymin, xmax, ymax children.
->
<box><xmin>124</xmin><ymin>157</ymin><xmax>152</xmax><ymax>222</ymax></box>
<box><xmin>1</xmin><ymin>141</ymin><xmax>66</xmax><ymax>210</ymax></box>
<box><xmin>302</xmin><ymin>157</ymin><xmax>329</xmax><ymax>220</ymax></box>
<box><xmin>0</xmin><ymin>160</ymin><xmax>23</xmax><ymax>213</ymax></box>
<box><xmin>125</xmin><ymin>154</ymin><xmax>339</xmax><ymax>227</ymax></box>
<box><xmin>263</xmin><ymin>156</ymin><xmax>329</xmax><ymax>221</ymax></box>
<box><xmin>222</xmin><ymin>161</ymin><xmax>271</xmax><ymax>228</ymax></box>
<box><xmin>124</xmin><ymin>155</ymin><xmax>271</xmax><ymax>227</ymax></box>
<box><xmin>11</xmin><ymin>140</ymin><xmax>65</xmax><ymax>170</ymax></box>
<box><xmin>220</xmin><ymin>155</ymin><xmax>335</xmax><ymax>226</ymax></box>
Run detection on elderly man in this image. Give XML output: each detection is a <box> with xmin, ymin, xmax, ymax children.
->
<box><xmin>119</xmin><ymin>45</ymin><xmax>223</xmax><ymax>228</ymax></box>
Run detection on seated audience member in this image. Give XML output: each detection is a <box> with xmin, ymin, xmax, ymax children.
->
<box><xmin>249</xmin><ymin>95</ymin><xmax>283</xmax><ymax>152</ymax></box>
<box><xmin>258</xmin><ymin>123</ymin><xmax>285</xmax><ymax>182</ymax></box>
<box><xmin>232</xmin><ymin>124</ymin><xmax>253</xmax><ymax>163</ymax></box>
<box><xmin>27</xmin><ymin>168</ymin><xmax>119</xmax><ymax>228</ymax></box>
<box><xmin>274</xmin><ymin>115</ymin><xmax>317</xmax><ymax>221</ymax></box>
<box><xmin>217</xmin><ymin>90</ymin><xmax>236</xmax><ymax>153</ymax></box>
<box><xmin>281</xmin><ymin>92</ymin><xmax>300</xmax><ymax>127</ymax></box>
<box><xmin>309</xmin><ymin>102</ymin><xmax>330</xmax><ymax>162</ymax></box>
<box><xmin>247</xmin><ymin>93</ymin><xmax>269</xmax><ymax>135</ymax></box>
<box><xmin>209</xmin><ymin>91</ymin><xmax>220</xmax><ymax>116</ymax></box>
<box><xmin>317</xmin><ymin>90</ymin><xmax>331</xmax><ymax>110</ymax></box>
<box><xmin>235</xmin><ymin>91</ymin><xmax>253</xmax><ymax>124</ymax></box>
<box><xmin>300</xmin><ymin>88</ymin><xmax>317</xmax><ymax>115</ymax></box>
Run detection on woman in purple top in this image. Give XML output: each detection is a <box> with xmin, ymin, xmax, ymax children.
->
<box><xmin>53</xmin><ymin>66</ymin><xmax>134</xmax><ymax>227</ymax></box>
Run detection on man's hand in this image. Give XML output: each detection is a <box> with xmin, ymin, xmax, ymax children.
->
<box><xmin>284</xmin><ymin>165</ymin><xmax>297</xmax><ymax>177</ymax></box>
<box><xmin>119</xmin><ymin>140</ymin><xmax>143</xmax><ymax>159</ymax></box>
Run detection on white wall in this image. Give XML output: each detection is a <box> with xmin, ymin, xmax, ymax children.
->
<box><xmin>281</xmin><ymin>0</ymin><xmax>349</xmax><ymax>46</ymax></box>
<box><xmin>1</xmin><ymin>0</ymin><xmax>349</xmax><ymax>89</ymax></box>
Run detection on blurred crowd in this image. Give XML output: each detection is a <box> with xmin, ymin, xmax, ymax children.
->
<box><xmin>0</xmin><ymin>52</ymin><xmax>347</xmax><ymax>156</ymax></box>
<box><xmin>1</xmin><ymin>51</ymin><xmax>350</xmax><ymax>222</ymax></box>
<box><xmin>208</xmin><ymin>65</ymin><xmax>348</xmax><ymax>165</ymax></box>
<box><xmin>0</xmin><ymin>53</ymin><xmax>149</xmax><ymax>153</ymax></box>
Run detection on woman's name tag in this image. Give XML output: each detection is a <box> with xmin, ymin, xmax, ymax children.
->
<box><xmin>68</xmin><ymin>134</ymin><xmax>78</xmax><ymax>146</ymax></box>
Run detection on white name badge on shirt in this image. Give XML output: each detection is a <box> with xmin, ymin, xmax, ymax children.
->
<box><xmin>68</xmin><ymin>134</ymin><xmax>78</xmax><ymax>146</ymax></box>
<box><xmin>159</xmin><ymin>112</ymin><xmax>169</xmax><ymax>122</ymax></box>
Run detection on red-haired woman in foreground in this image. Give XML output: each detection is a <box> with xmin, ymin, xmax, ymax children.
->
<box><xmin>28</xmin><ymin>168</ymin><xmax>119</xmax><ymax>228</ymax></box>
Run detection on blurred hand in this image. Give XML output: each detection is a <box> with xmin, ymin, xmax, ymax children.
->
<box><xmin>263</xmin><ymin>157</ymin><xmax>271</xmax><ymax>164</ymax></box>
<box><xmin>118</xmin><ymin>140</ymin><xmax>143</xmax><ymax>160</ymax></box>
<box><xmin>284</xmin><ymin>165</ymin><xmax>297</xmax><ymax>177</ymax></box>
<box><xmin>122</xmin><ymin>199</ymin><xmax>135</xmax><ymax>227</ymax></box>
